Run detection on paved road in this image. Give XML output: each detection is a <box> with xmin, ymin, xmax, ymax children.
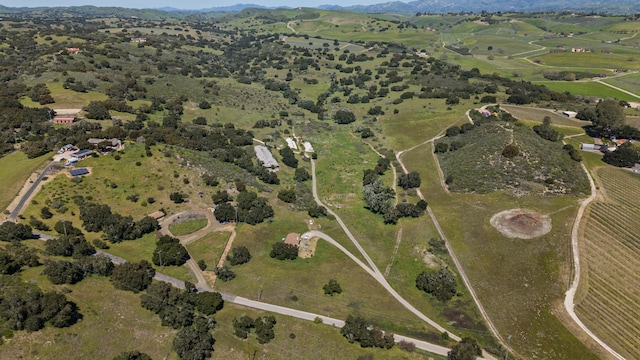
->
<box><xmin>33</xmin><ymin>231</ymin><xmax>454</xmax><ymax>357</ymax></box>
<box><xmin>8</xmin><ymin>161</ymin><xmax>56</xmax><ymax>221</ymax></box>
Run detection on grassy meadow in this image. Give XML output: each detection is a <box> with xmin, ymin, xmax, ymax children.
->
<box><xmin>186</xmin><ymin>231</ymin><xmax>231</xmax><ymax>271</ymax></box>
<box><xmin>400</xmin><ymin>142</ymin><xmax>598</xmax><ymax>359</ymax></box>
<box><xmin>0</xmin><ymin>151</ymin><xmax>51</xmax><ymax>214</ymax></box>
<box><xmin>169</xmin><ymin>218</ymin><xmax>208</xmax><ymax>236</ymax></box>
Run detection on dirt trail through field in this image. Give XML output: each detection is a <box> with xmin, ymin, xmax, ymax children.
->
<box><xmin>397</xmin><ymin>133</ymin><xmax>505</xmax><ymax>359</ymax></box>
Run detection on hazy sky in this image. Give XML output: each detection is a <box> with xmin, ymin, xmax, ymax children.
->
<box><xmin>0</xmin><ymin>0</ymin><xmax>382</xmax><ymax>9</ymax></box>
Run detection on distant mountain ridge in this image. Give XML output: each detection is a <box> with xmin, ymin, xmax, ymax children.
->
<box><xmin>319</xmin><ymin>0</ymin><xmax>640</xmax><ymax>14</ymax></box>
<box><xmin>1</xmin><ymin>0</ymin><xmax>639</xmax><ymax>15</ymax></box>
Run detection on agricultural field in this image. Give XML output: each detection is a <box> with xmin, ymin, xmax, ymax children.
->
<box><xmin>576</xmin><ymin>167</ymin><xmax>640</xmax><ymax>360</ymax></box>
<box><xmin>536</xmin><ymin>81</ymin><xmax>639</xmax><ymax>102</ymax></box>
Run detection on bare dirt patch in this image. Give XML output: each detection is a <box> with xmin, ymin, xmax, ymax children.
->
<box><xmin>298</xmin><ymin>236</ymin><xmax>318</xmax><ymax>258</ymax></box>
<box><xmin>490</xmin><ymin>208</ymin><xmax>552</xmax><ymax>239</ymax></box>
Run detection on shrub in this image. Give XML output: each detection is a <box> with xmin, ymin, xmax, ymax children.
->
<box><xmin>502</xmin><ymin>144</ymin><xmax>519</xmax><ymax>158</ymax></box>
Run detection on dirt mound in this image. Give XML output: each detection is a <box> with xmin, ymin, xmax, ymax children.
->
<box><xmin>490</xmin><ymin>208</ymin><xmax>551</xmax><ymax>239</ymax></box>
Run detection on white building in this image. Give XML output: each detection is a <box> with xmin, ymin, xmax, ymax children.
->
<box><xmin>285</xmin><ymin>137</ymin><xmax>297</xmax><ymax>150</ymax></box>
<box><xmin>303</xmin><ymin>141</ymin><xmax>315</xmax><ymax>153</ymax></box>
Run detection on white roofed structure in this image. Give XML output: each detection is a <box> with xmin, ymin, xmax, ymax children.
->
<box><xmin>254</xmin><ymin>145</ymin><xmax>279</xmax><ymax>169</ymax></box>
<box><xmin>303</xmin><ymin>141</ymin><xmax>314</xmax><ymax>153</ymax></box>
<box><xmin>285</xmin><ymin>137</ymin><xmax>298</xmax><ymax>150</ymax></box>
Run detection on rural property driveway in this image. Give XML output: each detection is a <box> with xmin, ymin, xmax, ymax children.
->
<box><xmin>7</xmin><ymin>161</ymin><xmax>56</xmax><ymax>221</ymax></box>
<box><xmin>309</xmin><ymin>159</ymin><xmax>466</xmax><ymax>343</ymax></box>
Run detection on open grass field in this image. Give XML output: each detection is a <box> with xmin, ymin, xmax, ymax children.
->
<box><xmin>530</xmin><ymin>52</ymin><xmax>640</xmax><ymax>71</ymax></box>
<box><xmin>21</xmin><ymin>143</ymin><xmax>214</xmax><ymax>226</ymax></box>
<box><xmin>186</xmin><ymin>231</ymin><xmax>230</xmax><ymax>271</ymax></box>
<box><xmin>209</xmin><ymin>303</ymin><xmax>441</xmax><ymax>360</ymax></box>
<box><xmin>379</xmin><ymin>98</ymin><xmax>471</xmax><ymax>150</ymax></box>
<box><xmin>535</xmin><ymin>81</ymin><xmax>639</xmax><ymax>101</ymax></box>
<box><xmin>1</xmin><ymin>269</ymin><xmax>438</xmax><ymax>360</ymax></box>
<box><xmin>575</xmin><ymin>167</ymin><xmax>640</xmax><ymax>360</ymax></box>
<box><xmin>401</xmin><ymin>141</ymin><xmax>598</xmax><ymax>359</ymax></box>
<box><xmin>602</xmin><ymin>72</ymin><xmax>640</xmax><ymax>99</ymax></box>
<box><xmin>0</xmin><ymin>273</ymin><xmax>178</xmax><ymax>360</ymax></box>
<box><xmin>107</xmin><ymin>232</ymin><xmax>196</xmax><ymax>283</ymax></box>
<box><xmin>213</xmin><ymin>214</ymin><xmax>443</xmax><ymax>340</ymax></box>
<box><xmin>0</xmin><ymin>151</ymin><xmax>50</xmax><ymax>214</ymax></box>
<box><xmin>20</xmin><ymin>82</ymin><xmax>108</xmax><ymax>110</ymax></box>
<box><xmin>169</xmin><ymin>218</ymin><xmax>208</xmax><ymax>236</ymax></box>
<box><xmin>500</xmin><ymin>104</ymin><xmax>592</xmax><ymax>127</ymax></box>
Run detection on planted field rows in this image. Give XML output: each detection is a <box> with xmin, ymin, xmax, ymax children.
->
<box><xmin>576</xmin><ymin>167</ymin><xmax>640</xmax><ymax>359</ymax></box>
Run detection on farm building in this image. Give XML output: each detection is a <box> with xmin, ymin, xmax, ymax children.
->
<box><xmin>69</xmin><ymin>168</ymin><xmax>89</xmax><ymax>176</ymax></box>
<box><xmin>285</xmin><ymin>137</ymin><xmax>298</xmax><ymax>150</ymax></box>
<box><xmin>52</xmin><ymin>116</ymin><xmax>76</xmax><ymax>125</ymax></box>
<box><xmin>147</xmin><ymin>210</ymin><xmax>165</xmax><ymax>220</ymax></box>
<box><xmin>254</xmin><ymin>145</ymin><xmax>279</xmax><ymax>169</ymax></box>
<box><xmin>72</xmin><ymin>149</ymin><xmax>93</xmax><ymax>159</ymax></box>
<box><xmin>303</xmin><ymin>141</ymin><xmax>314</xmax><ymax>153</ymax></box>
<box><xmin>562</xmin><ymin>111</ymin><xmax>578</xmax><ymax>118</ymax></box>
<box><xmin>284</xmin><ymin>233</ymin><xmax>301</xmax><ymax>247</ymax></box>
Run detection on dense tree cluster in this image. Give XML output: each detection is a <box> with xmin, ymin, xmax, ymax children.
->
<box><xmin>79</xmin><ymin>204</ymin><xmax>159</xmax><ymax>243</ymax></box>
<box><xmin>602</xmin><ymin>142</ymin><xmax>639</xmax><ymax>167</ymax></box>
<box><xmin>226</xmin><ymin>246</ymin><xmax>251</xmax><ymax>266</ymax></box>
<box><xmin>173</xmin><ymin>317</ymin><xmax>216</xmax><ymax>360</ymax></box>
<box><xmin>214</xmin><ymin>265</ymin><xmax>236</xmax><ymax>282</ymax></box>
<box><xmin>0</xmin><ymin>276</ymin><xmax>81</xmax><ymax>332</ymax></box>
<box><xmin>111</xmin><ymin>260</ymin><xmax>155</xmax><ymax>293</ymax></box>
<box><xmin>340</xmin><ymin>315</ymin><xmax>395</xmax><ymax>349</ymax></box>
<box><xmin>448</xmin><ymin>337</ymin><xmax>482</xmax><ymax>360</ymax></box>
<box><xmin>0</xmin><ymin>242</ymin><xmax>40</xmax><ymax>275</ymax></box>
<box><xmin>416</xmin><ymin>268</ymin><xmax>457</xmax><ymax>302</ymax></box>
<box><xmin>398</xmin><ymin>171</ymin><xmax>421</xmax><ymax>190</ymax></box>
<box><xmin>533</xmin><ymin>117</ymin><xmax>561</xmax><ymax>142</ymax></box>
<box><xmin>270</xmin><ymin>242</ymin><xmax>298</xmax><ymax>260</ymax></box>
<box><xmin>0</xmin><ymin>222</ymin><xmax>33</xmax><ymax>241</ymax></box>
<box><xmin>232</xmin><ymin>315</ymin><xmax>277</xmax><ymax>344</ymax></box>
<box><xmin>294</xmin><ymin>167</ymin><xmax>311</xmax><ymax>182</ymax></box>
<box><xmin>152</xmin><ymin>235</ymin><xmax>190</xmax><ymax>267</ymax></box>
<box><xmin>279</xmin><ymin>146</ymin><xmax>298</xmax><ymax>168</ymax></box>
<box><xmin>323</xmin><ymin>279</ymin><xmax>343</xmax><ymax>296</ymax></box>
<box><xmin>141</xmin><ymin>281</ymin><xmax>223</xmax><ymax>329</ymax></box>
<box><xmin>45</xmin><ymin>234</ymin><xmax>95</xmax><ymax>259</ymax></box>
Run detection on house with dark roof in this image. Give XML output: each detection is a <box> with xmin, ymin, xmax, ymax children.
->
<box><xmin>72</xmin><ymin>149</ymin><xmax>93</xmax><ymax>159</ymax></box>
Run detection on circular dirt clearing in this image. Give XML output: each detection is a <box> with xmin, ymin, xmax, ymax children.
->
<box><xmin>490</xmin><ymin>208</ymin><xmax>551</xmax><ymax>239</ymax></box>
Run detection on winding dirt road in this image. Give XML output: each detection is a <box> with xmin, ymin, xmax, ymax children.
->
<box><xmin>396</xmin><ymin>134</ymin><xmax>504</xmax><ymax>358</ymax></box>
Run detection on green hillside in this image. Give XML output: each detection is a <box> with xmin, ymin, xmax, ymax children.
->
<box><xmin>436</xmin><ymin>119</ymin><xmax>589</xmax><ymax>195</ymax></box>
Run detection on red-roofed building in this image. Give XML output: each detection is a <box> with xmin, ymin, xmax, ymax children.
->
<box><xmin>52</xmin><ymin>116</ymin><xmax>76</xmax><ymax>125</ymax></box>
<box><xmin>284</xmin><ymin>233</ymin><xmax>300</xmax><ymax>247</ymax></box>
